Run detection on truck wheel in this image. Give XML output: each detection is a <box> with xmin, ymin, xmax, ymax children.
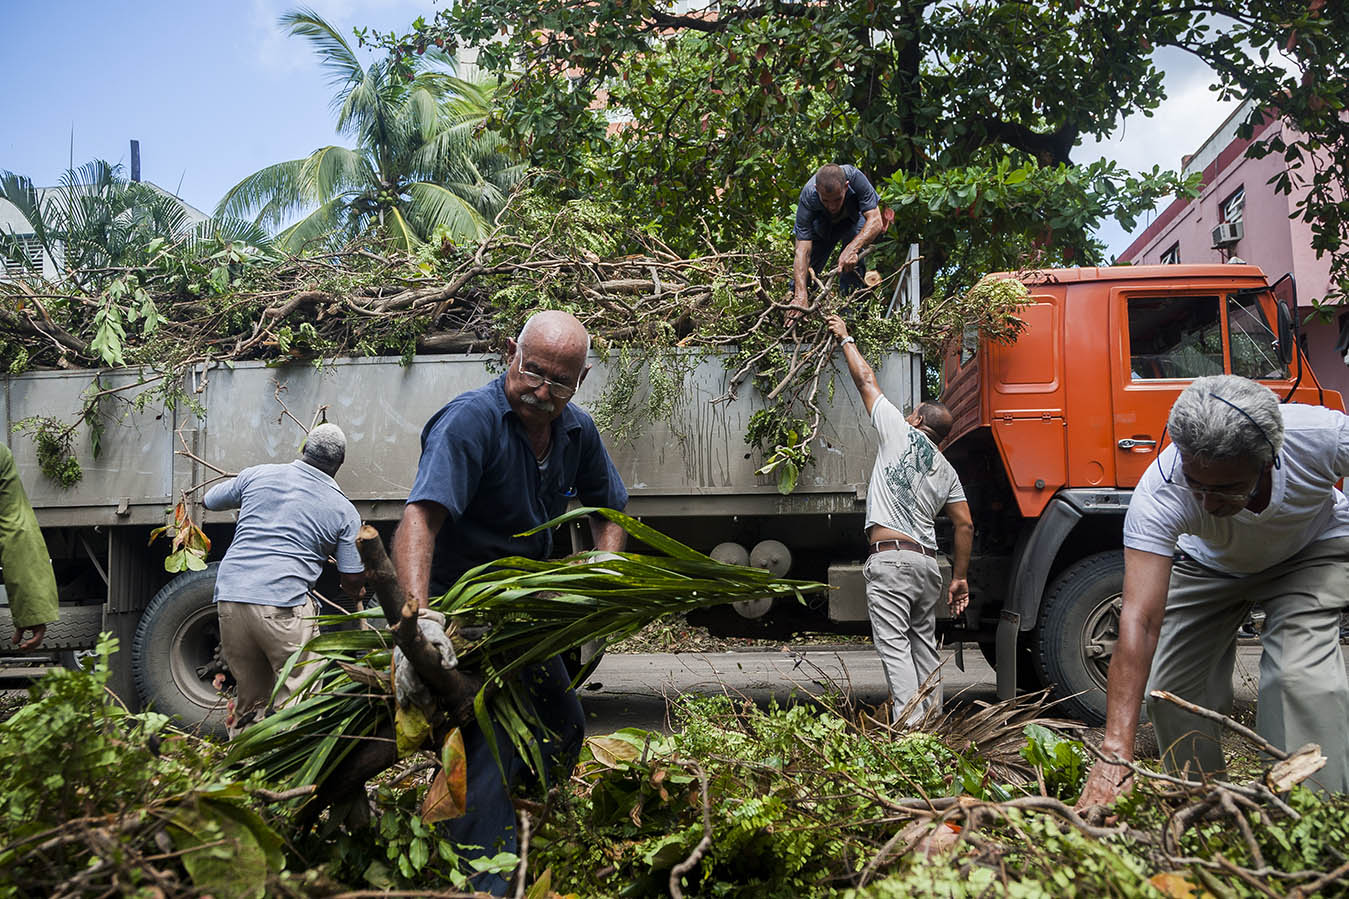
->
<box><xmin>1033</xmin><ymin>551</ymin><xmax>1124</xmax><ymax>725</ymax></box>
<box><xmin>132</xmin><ymin>564</ymin><xmax>229</xmax><ymax>738</ymax></box>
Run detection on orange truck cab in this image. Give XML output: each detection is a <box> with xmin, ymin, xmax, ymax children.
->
<box><xmin>940</xmin><ymin>264</ymin><xmax>1341</xmax><ymax>723</ymax></box>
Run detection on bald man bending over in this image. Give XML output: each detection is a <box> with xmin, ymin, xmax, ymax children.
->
<box><xmin>393</xmin><ymin>310</ymin><xmax>628</xmax><ymax>894</ymax></box>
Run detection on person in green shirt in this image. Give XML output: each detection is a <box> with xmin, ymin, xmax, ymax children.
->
<box><xmin>0</xmin><ymin>444</ymin><xmax>58</xmax><ymax>650</ymax></box>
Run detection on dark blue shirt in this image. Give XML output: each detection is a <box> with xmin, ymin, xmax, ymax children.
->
<box><xmin>408</xmin><ymin>374</ymin><xmax>629</xmax><ymax>594</ymax></box>
<box><xmin>793</xmin><ymin>165</ymin><xmax>880</xmax><ymax>242</ymax></box>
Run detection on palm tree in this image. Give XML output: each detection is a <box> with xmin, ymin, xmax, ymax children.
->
<box><xmin>0</xmin><ymin>160</ymin><xmax>275</xmax><ymax>290</ymax></box>
<box><xmin>0</xmin><ymin>160</ymin><xmax>191</xmax><ymax>284</ymax></box>
<box><xmin>216</xmin><ymin>9</ymin><xmax>521</xmax><ymax>253</ymax></box>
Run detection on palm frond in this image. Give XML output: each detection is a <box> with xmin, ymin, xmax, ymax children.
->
<box><xmin>403</xmin><ymin>181</ymin><xmax>486</xmax><ymax>243</ymax></box>
<box><xmin>275</xmin><ymin>195</ymin><xmax>353</xmax><ymax>252</ymax></box>
<box><xmin>382</xmin><ymin>203</ymin><xmax>425</xmax><ymax>251</ymax></box>
<box><xmin>226</xmin><ymin>508</ymin><xmax>827</xmax><ymax>793</ymax></box>
<box><xmin>181</xmin><ymin>216</ymin><xmax>277</xmax><ymax>257</ymax></box>
<box><xmin>299</xmin><ymin>145</ymin><xmax>373</xmax><ymax>203</ymax></box>
<box><xmin>281</xmin><ymin>8</ymin><xmax>365</xmax><ymax>102</ymax></box>
<box><xmin>214</xmin><ymin>158</ymin><xmax>310</xmax><ymax>227</ymax></box>
<box><xmin>0</xmin><ymin>171</ymin><xmax>52</xmax><ymax>258</ymax></box>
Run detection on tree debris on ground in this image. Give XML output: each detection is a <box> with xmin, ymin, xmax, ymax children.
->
<box><xmin>6</xmin><ymin>637</ymin><xmax>1347</xmax><ymax>898</ymax></box>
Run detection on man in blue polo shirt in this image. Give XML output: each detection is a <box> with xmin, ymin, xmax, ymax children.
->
<box><xmin>788</xmin><ymin>163</ymin><xmax>885</xmax><ymax>319</ymax></box>
<box><xmin>392</xmin><ymin>309</ymin><xmax>628</xmax><ymax>893</ymax></box>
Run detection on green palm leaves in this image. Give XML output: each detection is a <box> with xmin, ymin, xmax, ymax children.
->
<box><xmin>216</xmin><ymin>8</ymin><xmax>520</xmax><ymax>253</ymax></box>
<box><xmin>227</xmin><ymin>508</ymin><xmax>826</xmax><ymax>793</ymax></box>
<box><xmin>0</xmin><ymin>161</ymin><xmax>191</xmax><ymax>283</ymax></box>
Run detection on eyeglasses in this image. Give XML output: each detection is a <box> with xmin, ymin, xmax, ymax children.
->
<box><xmin>1170</xmin><ymin>467</ymin><xmax>1262</xmax><ymax>504</ymax></box>
<box><xmin>516</xmin><ymin>355</ymin><xmax>580</xmax><ymax>400</ymax></box>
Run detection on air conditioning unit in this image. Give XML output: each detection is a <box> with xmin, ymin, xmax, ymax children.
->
<box><xmin>1211</xmin><ymin>220</ymin><xmax>1244</xmax><ymax>248</ymax></box>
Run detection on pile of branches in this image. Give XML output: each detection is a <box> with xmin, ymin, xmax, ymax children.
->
<box><xmin>6</xmin><ymin>627</ymin><xmax>1346</xmax><ymax>896</ymax></box>
<box><xmin>0</xmin><ymin>188</ymin><xmax>1029</xmax><ymax>488</ymax></box>
<box><xmin>521</xmin><ymin>689</ymin><xmax>1349</xmax><ymax>898</ymax></box>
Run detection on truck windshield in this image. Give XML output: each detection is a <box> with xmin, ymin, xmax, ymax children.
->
<box><xmin>1127</xmin><ymin>296</ymin><xmax>1224</xmax><ymax>380</ymax></box>
<box><xmin>1227</xmin><ymin>292</ymin><xmax>1289</xmax><ymax>380</ymax></box>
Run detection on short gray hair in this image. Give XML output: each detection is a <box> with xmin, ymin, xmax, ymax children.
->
<box><xmin>301</xmin><ymin>422</ymin><xmax>347</xmax><ymax>471</ymax></box>
<box><xmin>1168</xmin><ymin>375</ymin><xmax>1283</xmax><ymax>466</ymax></box>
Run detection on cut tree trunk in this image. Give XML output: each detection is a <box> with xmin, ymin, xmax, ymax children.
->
<box><xmin>355</xmin><ymin>524</ymin><xmax>483</xmax><ymax>725</ymax></box>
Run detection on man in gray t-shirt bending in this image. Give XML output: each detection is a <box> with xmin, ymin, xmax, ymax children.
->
<box><xmin>829</xmin><ymin>316</ymin><xmax>973</xmax><ymax>725</ymax></box>
<box><xmin>204</xmin><ymin>423</ymin><xmax>365</xmax><ymax>737</ymax></box>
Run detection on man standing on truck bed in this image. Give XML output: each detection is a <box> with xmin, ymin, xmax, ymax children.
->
<box><xmin>204</xmin><ymin>423</ymin><xmax>366</xmax><ymax>738</ymax></box>
<box><xmin>787</xmin><ymin>164</ymin><xmax>885</xmax><ymax>320</ymax></box>
<box><xmin>827</xmin><ymin>315</ymin><xmax>973</xmax><ymax>725</ymax></box>
<box><xmin>392</xmin><ymin>309</ymin><xmax>628</xmax><ymax>895</ymax></box>
<box><xmin>0</xmin><ymin>443</ymin><xmax>59</xmax><ymax>651</ymax></box>
<box><xmin>1079</xmin><ymin>375</ymin><xmax>1349</xmax><ymax>807</ymax></box>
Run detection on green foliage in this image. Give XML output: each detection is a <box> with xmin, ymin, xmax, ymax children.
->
<box><xmin>373</xmin><ymin>0</ymin><xmax>1349</xmax><ymax>305</ymax></box>
<box><xmin>0</xmin><ymin>636</ymin><xmax>288</xmax><ymax>899</ymax></box>
<box><xmin>0</xmin><ymin>160</ymin><xmax>197</xmax><ymax>291</ymax></box>
<box><xmin>885</xmin><ymin>157</ymin><xmax>1198</xmax><ymax>302</ymax></box>
<box><xmin>747</xmin><ymin>409</ymin><xmax>812</xmax><ymax>495</ymax></box>
<box><xmin>228</xmin><ymin>508</ymin><xmax>827</xmax><ymax>794</ymax></box>
<box><xmin>11</xmin><ymin>416</ymin><xmax>81</xmax><ymax>487</ymax></box>
<box><xmin>849</xmin><ymin>808</ymin><xmax>1158</xmax><ymax>899</ymax></box>
<box><xmin>300</xmin><ymin>777</ymin><xmax>518</xmax><ymax>891</ymax></box>
<box><xmin>1019</xmin><ymin>724</ymin><xmax>1090</xmax><ymax>802</ymax></box>
<box><xmin>535</xmin><ymin>696</ymin><xmax>968</xmax><ymax>897</ymax></box>
<box><xmin>149</xmin><ymin>499</ymin><xmax>213</xmax><ymax>572</ymax></box>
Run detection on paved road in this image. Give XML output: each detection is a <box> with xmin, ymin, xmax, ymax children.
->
<box><xmin>8</xmin><ymin>642</ymin><xmax>1343</xmax><ymax>739</ymax></box>
<box><xmin>579</xmin><ymin>643</ymin><xmax>1292</xmax><ymax>735</ymax></box>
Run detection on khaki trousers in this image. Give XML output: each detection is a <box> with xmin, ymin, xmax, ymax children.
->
<box><xmin>1145</xmin><ymin>537</ymin><xmax>1349</xmax><ymax>793</ymax></box>
<box><xmin>864</xmin><ymin>550</ymin><xmax>943</xmax><ymax>726</ymax></box>
<box><xmin>217</xmin><ymin>598</ymin><xmax>319</xmax><ymax>739</ymax></box>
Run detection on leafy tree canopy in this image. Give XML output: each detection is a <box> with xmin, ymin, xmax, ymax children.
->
<box><xmin>367</xmin><ymin>0</ymin><xmax>1347</xmax><ymax>300</ymax></box>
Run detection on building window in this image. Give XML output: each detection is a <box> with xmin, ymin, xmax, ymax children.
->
<box><xmin>1</xmin><ymin>234</ymin><xmax>43</xmax><ymax>278</ymax></box>
<box><xmin>1159</xmin><ymin>243</ymin><xmax>1181</xmax><ymax>265</ymax></box>
<box><xmin>1221</xmin><ymin>186</ymin><xmax>1245</xmax><ymax>225</ymax></box>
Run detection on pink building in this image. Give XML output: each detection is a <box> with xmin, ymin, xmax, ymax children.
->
<box><xmin>1118</xmin><ymin>100</ymin><xmax>1346</xmax><ymax>396</ymax></box>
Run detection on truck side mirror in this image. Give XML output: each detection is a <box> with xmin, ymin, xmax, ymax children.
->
<box><xmin>1276</xmin><ymin>301</ymin><xmax>1294</xmax><ymax>366</ymax></box>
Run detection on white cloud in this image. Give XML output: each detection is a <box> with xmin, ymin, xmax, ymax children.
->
<box><xmin>1081</xmin><ymin>49</ymin><xmax>1240</xmax><ymax>256</ymax></box>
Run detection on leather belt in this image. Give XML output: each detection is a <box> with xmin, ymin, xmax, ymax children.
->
<box><xmin>868</xmin><ymin>539</ymin><xmax>936</xmax><ymax>558</ymax></box>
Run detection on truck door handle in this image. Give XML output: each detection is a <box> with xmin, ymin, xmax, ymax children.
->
<box><xmin>1117</xmin><ymin>438</ymin><xmax>1157</xmax><ymax>451</ymax></box>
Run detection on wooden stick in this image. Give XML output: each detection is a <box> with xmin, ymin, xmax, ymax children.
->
<box><xmin>355</xmin><ymin>524</ymin><xmax>481</xmax><ymax>720</ymax></box>
<box><xmin>1149</xmin><ymin>690</ymin><xmax>1289</xmax><ymax>760</ymax></box>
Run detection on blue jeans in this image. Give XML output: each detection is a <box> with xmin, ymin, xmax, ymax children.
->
<box><xmin>809</xmin><ymin>213</ymin><xmax>867</xmax><ymax>295</ymax></box>
<box><xmin>446</xmin><ymin>656</ymin><xmax>585</xmax><ymax>895</ymax></box>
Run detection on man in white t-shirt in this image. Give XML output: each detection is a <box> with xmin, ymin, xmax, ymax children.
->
<box><xmin>828</xmin><ymin>315</ymin><xmax>973</xmax><ymax>725</ymax></box>
<box><xmin>1079</xmin><ymin>375</ymin><xmax>1349</xmax><ymax>807</ymax></box>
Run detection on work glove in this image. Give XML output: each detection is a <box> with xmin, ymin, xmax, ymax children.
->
<box><xmin>393</xmin><ymin>609</ymin><xmax>458</xmax><ymax>710</ymax></box>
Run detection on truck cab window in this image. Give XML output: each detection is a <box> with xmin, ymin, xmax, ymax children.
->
<box><xmin>1127</xmin><ymin>295</ymin><xmax>1223</xmax><ymax>380</ymax></box>
<box><xmin>1227</xmin><ymin>292</ymin><xmax>1289</xmax><ymax>380</ymax></box>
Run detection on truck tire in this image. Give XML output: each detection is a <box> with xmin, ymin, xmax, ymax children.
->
<box><xmin>132</xmin><ymin>564</ymin><xmax>229</xmax><ymax>738</ymax></box>
<box><xmin>1033</xmin><ymin>551</ymin><xmax>1124</xmax><ymax>726</ymax></box>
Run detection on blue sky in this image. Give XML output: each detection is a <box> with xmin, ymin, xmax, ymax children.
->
<box><xmin>2</xmin><ymin>1</ymin><xmax>1239</xmax><ymax>259</ymax></box>
<box><xmin>2</xmin><ymin>0</ymin><xmax>429</xmax><ymax>216</ymax></box>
